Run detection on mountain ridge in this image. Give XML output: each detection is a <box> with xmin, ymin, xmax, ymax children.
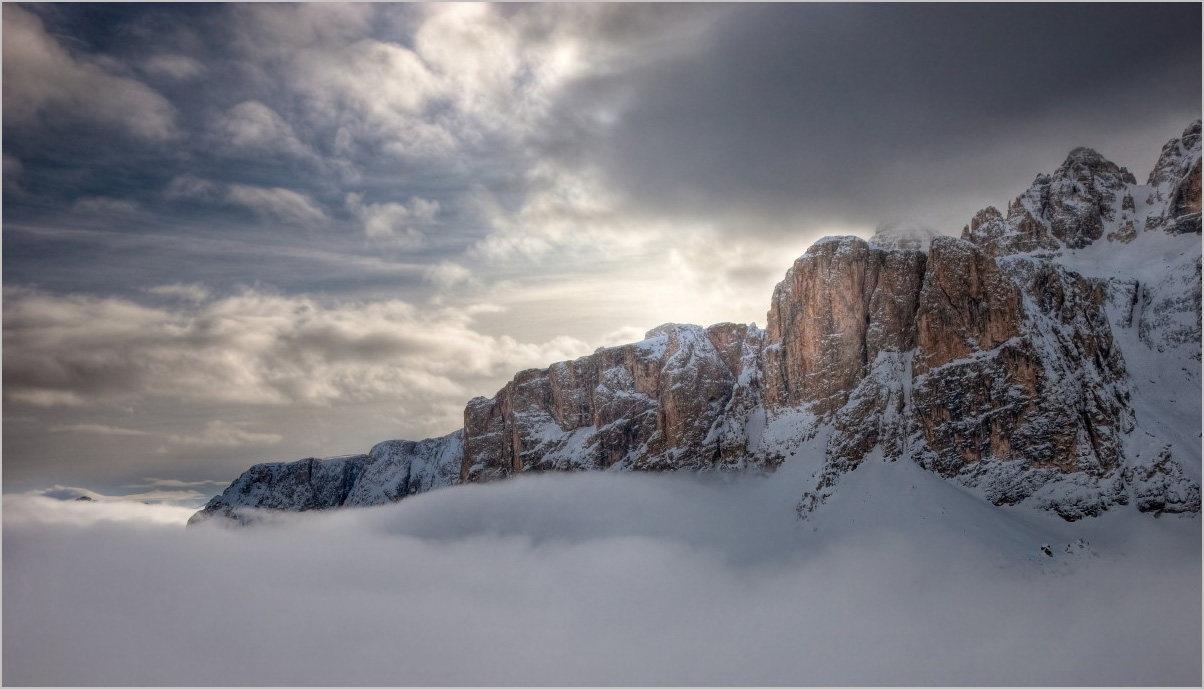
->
<box><xmin>190</xmin><ymin>121</ymin><xmax>1203</xmax><ymax>526</ymax></box>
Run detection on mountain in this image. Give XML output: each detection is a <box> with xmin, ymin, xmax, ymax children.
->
<box><xmin>190</xmin><ymin>122</ymin><xmax>1203</xmax><ymax>527</ymax></box>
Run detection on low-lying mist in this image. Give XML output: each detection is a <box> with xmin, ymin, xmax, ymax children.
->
<box><xmin>4</xmin><ymin>466</ymin><xmax>1200</xmax><ymax>686</ymax></box>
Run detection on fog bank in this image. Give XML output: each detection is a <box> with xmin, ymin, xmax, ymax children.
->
<box><xmin>4</xmin><ymin>467</ymin><xmax>1200</xmax><ymax>686</ymax></box>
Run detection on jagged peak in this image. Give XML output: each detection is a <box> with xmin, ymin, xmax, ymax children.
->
<box><xmin>1148</xmin><ymin>119</ymin><xmax>1203</xmax><ymax>187</ymax></box>
<box><xmin>1174</xmin><ymin>119</ymin><xmax>1202</xmax><ymax>149</ymax></box>
<box><xmin>962</xmin><ymin>125</ymin><xmax>1203</xmax><ymax>256</ymax></box>
<box><xmin>1054</xmin><ymin>147</ymin><xmax>1136</xmax><ymax>186</ymax></box>
<box><xmin>1063</xmin><ymin>146</ymin><xmax>1107</xmax><ymax>167</ymax></box>
<box><xmin>970</xmin><ymin>205</ymin><xmax>1004</xmax><ymax>225</ymax></box>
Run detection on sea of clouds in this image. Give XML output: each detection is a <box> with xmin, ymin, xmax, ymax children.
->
<box><xmin>4</xmin><ymin>466</ymin><xmax>1200</xmax><ymax>686</ymax></box>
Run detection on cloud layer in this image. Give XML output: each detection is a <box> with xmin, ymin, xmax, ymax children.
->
<box><xmin>3</xmin><ymin>287</ymin><xmax>589</xmax><ymax>410</ymax></box>
<box><xmin>4</xmin><ymin>466</ymin><xmax>1200</xmax><ymax>686</ymax></box>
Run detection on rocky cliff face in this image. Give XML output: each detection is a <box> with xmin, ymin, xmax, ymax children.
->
<box><xmin>191</xmin><ymin>121</ymin><xmax>1203</xmax><ymax>527</ymax></box>
<box><xmin>458</xmin><ymin>322</ymin><xmax>751</xmax><ymax>482</ymax></box>
<box><xmin>190</xmin><ymin>433</ymin><xmax>461</xmax><ymax>525</ymax></box>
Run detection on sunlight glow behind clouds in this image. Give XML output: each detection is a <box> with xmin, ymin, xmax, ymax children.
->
<box><xmin>3</xmin><ymin>287</ymin><xmax>593</xmax><ymax>413</ymax></box>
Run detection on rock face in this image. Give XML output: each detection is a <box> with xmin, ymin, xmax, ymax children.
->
<box><xmin>1148</xmin><ymin>120</ymin><xmax>1203</xmax><ymax>235</ymax></box>
<box><xmin>458</xmin><ymin>323</ymin><xmax>747</xmax><ymax>482</ymax></box>
<box><xmin>192</xmin><ymin>121</ymin><xmax>1203</xmax><ymax>526</ymax></box>
<box><xmin>188</xmin><ymin>432</ymin><xmax>461</xmax><ymax>525</ymax></box>
<box><xmin>964</xmin><ymin>147</ymin><xmax>1140</xmax><ymax>256</ymax></box>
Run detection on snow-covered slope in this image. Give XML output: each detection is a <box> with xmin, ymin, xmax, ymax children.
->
<box><xmin>191</xmin><ymin>121</ymin><xmax>1202</xmax><ymax>526</ymax></box>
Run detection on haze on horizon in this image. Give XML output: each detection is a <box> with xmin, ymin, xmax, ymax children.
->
<box><xmin>3</xmin><ymin>2</ymin><xmax>1200</xmax><ymax>499</ymax></box>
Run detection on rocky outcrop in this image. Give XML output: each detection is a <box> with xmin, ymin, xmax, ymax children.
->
<box><xmin>908</xmin><ymin>256</ymin><xmax>1133</xmax><ymax>518</ymax></box>
<box><xmin>188</xmin><ymin>432</ymin><xmax>461</xmax><ymax>525</ymax></box>
<box><xmin>1148</xmin><ymin>120</ymin><xmax>1202</xmax><ymax>235</ymax></box>
<box><xmin>964</xmin><ymin>148</ymin><xmax>1137</xmax><ymax>256</ymax></box>
<box><xmin>1124</xmin><ymin>446</ymin><xmax>1202</xmax><ymax>515</ymax></box>
<box><xmin>761</xmin><ymin>237</ymin><xmax>928</xmax><ymax>418</ymax></box>
<box><xmin>193</xmin><ymin>122</ymin><xmax>1203</xmax><ymax>526</ymax></box>
<box><xmin>458</xmin><ymin>322</ymin><xmax>756</xmax><ymax>482</ymax></box>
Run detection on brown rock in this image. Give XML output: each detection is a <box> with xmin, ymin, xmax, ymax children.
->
<box><xmin>914</xmin><ymin>237</ymin><xmax>1022</xmax><ymax>374</ymax></box>
<box><xmin>762</xmin><ymin>237</ymin><xmax>925</xmax><ymax>417</ymax></box>
<box><xmin>459</xmin><ymin>323</ymin><xmax>741</xmax><ymax>481</ymax></box>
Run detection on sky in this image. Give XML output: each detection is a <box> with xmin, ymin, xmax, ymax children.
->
<box><xmin>3</xmin><ymin>2</ymin><xmax>1202</xmax><ymax>499</ymax></box>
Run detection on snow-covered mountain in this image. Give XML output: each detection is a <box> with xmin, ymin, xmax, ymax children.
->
<box><xmin>190</xmin><ymin>121</ymin><xmax>1202</xmax><ymax>526</ymax></box>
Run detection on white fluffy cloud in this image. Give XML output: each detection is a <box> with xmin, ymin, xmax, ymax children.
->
<box><xmin>345</xmin><ymin>192</ymin><xmax>438</xmax><ymax>246</ymax></box>
<box><xmin>131</xmin><ymin>478</ymin><xmax>227</xmax><ymax>490</ymax></box>
<box><xmin>423</xmin><ymin>260</ymin><xmax>474</xmax><ymax>290</ymax></box>
<box><xmin>219</xmin><ymin>4</ymin><xmax>711</xmax><ymax>161</ymax></box>
<box><xmin>2</xmin><ymin>5</ymin><xmax>177</xmax><ymax>141</ymax></box>
<box><xmin>469</xmin><ymin>162</ymin><xmax>659</xmax><ymax>262</ymax></box>
<box><xmin>286</xmin><ymin>33</ymin><xmax>455</xmax><ymax>159</ymax></box>
<box><xmin>211</xmin><ymin>100</ymin><xmax>318</xmax><ymax>160</ymax></box>
<box><xmin>411</xmin><ymin>4</ymin><xmax>722</xmax><ymax>145</ymax></box>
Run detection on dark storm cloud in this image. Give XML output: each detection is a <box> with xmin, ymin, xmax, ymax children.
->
<box><xmin>3</xmin><ymin>2</ymin><xmax>738</xmax><ymax>341</ymax></box>
<box><xmin>8</xmin><ymin>3</ymin><xmax>1200</xmax><ymax>268</ymax></box>
<box><xmin>553</xmin><ymin>3</ymin><xmax>1202</xmax><ymax>235</ymax></box>
<box><xmin>4</xmin><ymin>3</ymin><xmax>591</xmax><ymax>299</ymax></box>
